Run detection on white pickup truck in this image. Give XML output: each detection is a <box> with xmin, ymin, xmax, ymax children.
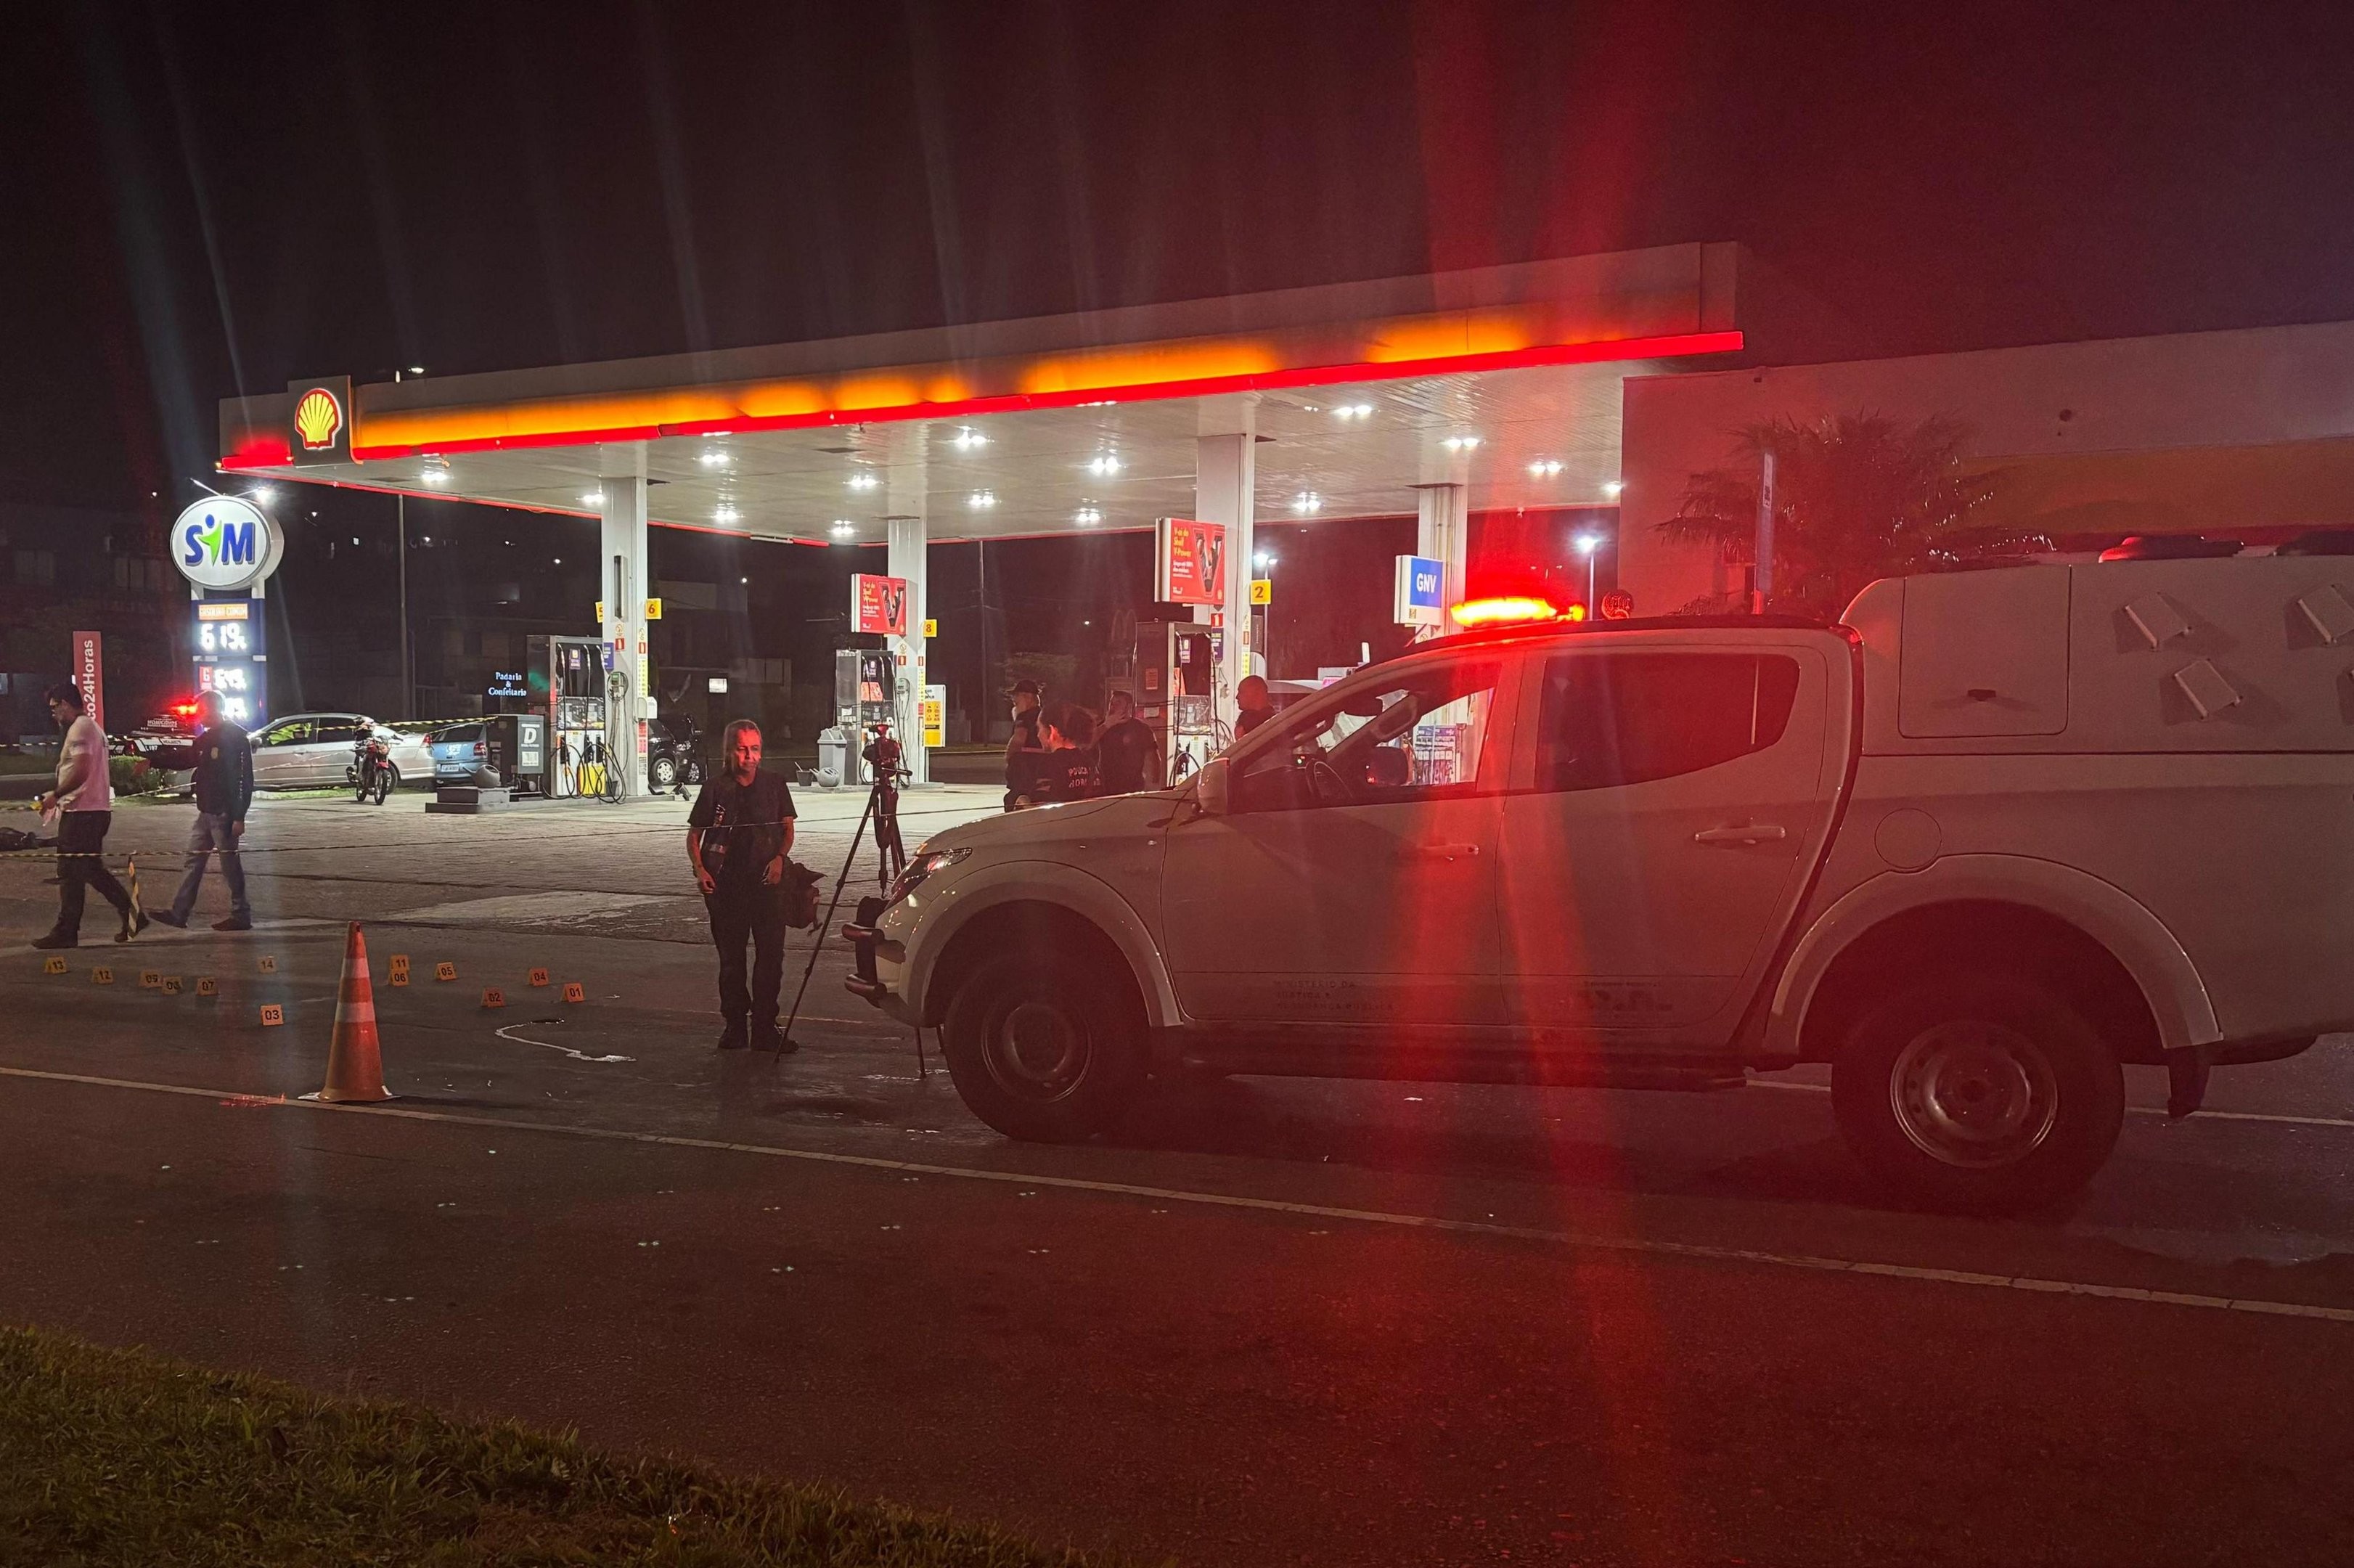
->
<box><xmin>847</xmin><ymin>554</ymin><xmax>2354</xmax><ymax>1211</ymax></box>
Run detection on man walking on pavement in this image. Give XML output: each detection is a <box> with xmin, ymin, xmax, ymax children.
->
<box><xmin>686</xmin><ymin>719</ymin><xmax>798</xmax><ymax>1053</ymax></box>
<box><xmin>150</xmin><ymin>689</ymin><xmax>253</xmax><ymax>933</ymax></box>
<box><xmin>32</xmin><ymin>682</ymin><xmax>144</xmax><ymax>950</ymax></box>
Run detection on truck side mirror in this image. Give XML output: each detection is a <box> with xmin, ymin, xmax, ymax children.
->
<box><xmin>1195</xmin><ymin>756</ymin><xmax>1230</xmax><ymax>816</ymax></box>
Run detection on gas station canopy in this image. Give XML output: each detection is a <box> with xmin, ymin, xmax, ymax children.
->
<box><xmin>218</xmin><ymin>242</ymin><xmax>1744</xmax><ymax>541</ymax></box>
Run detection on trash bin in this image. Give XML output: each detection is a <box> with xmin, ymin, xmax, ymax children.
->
<box><xmin>815</xmin><ymin>725</ymin><xmax>849</xmax><ymax>789</ymax></box>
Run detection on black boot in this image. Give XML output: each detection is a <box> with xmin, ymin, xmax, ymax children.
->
<box><xmin>30</xmin><ymin>930</ymin><xmax>75</xmax><ymax>950</ymax></box>
<box><xmin>716</xmin><ymin>1020</ymin><xmax>750</xmax><ymax>1050</ymax></box>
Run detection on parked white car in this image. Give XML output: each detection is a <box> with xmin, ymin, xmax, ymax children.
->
<box><xmin>250</xmin><ymin>712</ymin><xmax>433</xmax><ymax>791</ymax></box>
<box><xmin>847</xmin><ymin>552</ymin><xmax>2354</xmax><ymax>1211</ymax></box>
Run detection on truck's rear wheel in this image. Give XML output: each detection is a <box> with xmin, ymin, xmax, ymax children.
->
<box><xmin>1832</xmin><ymin>976</ymin><xmax>2122</xmax><ymax>1214</ymax></box>
<box><xmin>941</xmin><ymin>953</ymin><xmax>1144</xmax><ymax>1142</ymax></box>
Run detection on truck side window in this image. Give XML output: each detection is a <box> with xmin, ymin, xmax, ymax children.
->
<box><xmin>1538</xmin><ymin>653</ymin><xmax>1800</xmax><ymax>792</ymax></box>
<box><xmin>1233</xmin><ymin>661</ymin><xmax>1504</xmax><ymax>812</ymax></box>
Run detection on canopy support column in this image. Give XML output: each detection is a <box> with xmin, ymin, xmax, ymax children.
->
<box><xmin>1196</xmin><ymin>411</ymin><xmax>1256</xmax><ymax>731</ymax></box>
<box><xmin>598</xmin><ymin>469</ymin><xmax>650</xmax><ymax>784</ymax></box>
<box><xmin>886</xmin><ymin>509</ymin><xmax>929</xmax><ymax>785</ymax></box>
<box><xmin>1415</xmin><ymin>482</ymin><xmax>1468</xmax><ymax>638</ymax></box>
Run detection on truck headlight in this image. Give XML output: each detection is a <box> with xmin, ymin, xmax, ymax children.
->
<box><xmin>888</xmin><ymin>845</ymin><xmax>972</xmax><ymax>904</ymax></box>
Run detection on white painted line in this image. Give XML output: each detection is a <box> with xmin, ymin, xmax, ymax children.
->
<box><xmin>6</xmin><ymin>1062</ymin><xmax>2352</xmax><ymax>1327</ymax></box>
<box><xmin>1747</xmin><ymin>1077</ymin><xmax>2354</xmax><ymax>1132</ymax></box>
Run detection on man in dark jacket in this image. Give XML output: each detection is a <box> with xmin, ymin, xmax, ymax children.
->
<box><xmin>687</xmin><ymin>719</ymin><xmax>798</xmax><ymax>1052</ymax></box>
<box><xmin>151</xmin><ymin>690</ymin><xmax>254</xmax><ymax>932</ymax></box>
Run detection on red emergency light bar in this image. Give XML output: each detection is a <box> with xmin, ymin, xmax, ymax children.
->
<box><xmin>1450</xmin><ymin>595</ymin><xmax>1564</xmax><ymax>628</ymax></box>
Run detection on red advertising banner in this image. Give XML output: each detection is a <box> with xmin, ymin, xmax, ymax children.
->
<box><xmin>71</xmin><ymin>631</ymin><xmax>103</xmax><ymax>729</ymax></box>
<box><xmin>1156</xmin><ymin>517</ymin><xmax>1227</xmax><ymax>606</ymax></box>
<box><xmin>851</xmin><ymin>573</ymin><xmax>910</xmax><ymax>637</ymax></box>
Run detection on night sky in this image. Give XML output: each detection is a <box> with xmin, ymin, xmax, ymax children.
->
<box><xmin>11</xmin><ymin>1</ymin><xmax>2354</xmax><ymax>514</ymax></box>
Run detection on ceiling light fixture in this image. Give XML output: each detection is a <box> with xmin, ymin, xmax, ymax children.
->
<box><xmin>951</xmin><ymin>428</ymin><xmax>989</xmax><ymax>451</ymax></box>
<box><xmin>1075</xmin><ymin>505</ymin><xmax>1103</xmax><ymax>525</ymax></box>
<box><xmin>421</xmin><ymin>467</ymin><xmax>449</xmax><ymax>485</ymax></box>
<box><xmin>1291</xmin><ymin>491</ymin><xmax>1323</xmax><ymax>515</ymax></box>
<box><xmin>1443</xmin><ymin>435</ymin><xmax>1482</xmax><ymax>452</ymax></box>
<box><xmin>581</xmin><ymin>490</ymin><xmax>602</xmax><ymax>507</ymax></box>
<box><xmin>1603</xmin><ymin>479</ymin><xmax>1625</xmax><ymax>497</ymax></box>
<box><xmin>714</xmin><ymin>505</ymin><xmax>739</xmax><ymax>523</ymax></box>
<box><xmin>699</xmin><ymin>450</ymin><xmax>730</xmax><ymax>469</ymax></box>
<box><xmin>1528</xmin><ymin>459</ymin><xmax>1564</xmax><ymax>477</ymax></box>
<box><xmin>1333</xmin><ymin>403</ymin><xmax>1375</xmax><ymax>420</ymax></box>
<box><xmin>847</xmin><ymin>470</ymin><xmax>880</xmax><ymax>491</ymax></box>
<box><xmin>1087</xmin><ymin>453</ymin><xmax>1122</xmax><ymax>477</ymax></box>
<box><xmin>969</xmin><ymin>490</ymin><xmax>997</xmax><ymax>510</ymax></box>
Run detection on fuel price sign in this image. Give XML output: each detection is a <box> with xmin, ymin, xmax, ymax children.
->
<box><xmin>192</xmin><ymin>600</ymin><xmax>268</xmax><ymax>725</ymax></box>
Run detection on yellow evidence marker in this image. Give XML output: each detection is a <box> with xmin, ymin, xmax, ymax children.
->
<box><xmin>561</xmin><ymin>981</ymin><xmax>586</xmax><ymax>1003</ymax></box>
<box><xmin>259</xmin><ymin>1004</ymin><xmax>285</xmax><ymax>1026</ymax></box>
<box><xmin>44</xmin><ymin>957</ymin><xmax>68</xmax><ymax>975</ymax></box>
<box><xmin>195</xmin><ymin>976</ymin><xmax>218</xmax><ymax>997</ymax></box>
<box><xmin>91</xmin><ymin>967</ymin><xmax>114</xmax><ymax>985</ymax></box>
<box><xmin>435</xmin><ymin>961</ymin><xmax>457</xmax><ymax>981</ymax></box>
<box><xmin>257</xmin><ymin>955</ymin><xmax>277</xmax><ymax>974</ymax></box>
<box><xmin>481</xmin><ymin>988</ymin><xmax>506</xmax><ymax>1009</ymax></box>
<box><xmin>160</xmin><ymin>976</ymin><xmax>183</xmax><ymax>995</ymax></box>
<box><xmin>528</xmin><ymin>967</ymin><xmax>550</xmax><ymax>987</ymax></box>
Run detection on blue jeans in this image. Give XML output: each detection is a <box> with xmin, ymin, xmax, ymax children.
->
<box><xmin>171</xmin><ymin>812</ymin><xmax>250</xmax><ymax>923</ymax></box>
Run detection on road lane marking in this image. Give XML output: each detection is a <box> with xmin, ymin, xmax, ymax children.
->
<box><xmin>5</xmin><ymin>1062</ymin><xmax>2351</xmax><ymax>1327</ymax></box>
<box><xmin>1747</xmin><ymin>1077</ymin><xmax>2354</xmax><ymax>1132</ymax></box>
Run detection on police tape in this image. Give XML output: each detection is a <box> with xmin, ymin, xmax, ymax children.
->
<box><xmin>0</xmin><ymin>799</ymin><xmax>995</xmax><ymax>864</ymax></box>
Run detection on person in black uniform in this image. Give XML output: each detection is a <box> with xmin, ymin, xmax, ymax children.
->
<box><xmin>686</xmin><ymin>720</ymin><xmax>798</xmax><ymax>1052</ymax></box>
<box><xmin>1002</xmin><ymin>677</ymin><xmax>1045</xmax><ymax>810</ymax></box>
<box><xmin>1016</xmin><ymin>702</ymin><xmax>1105</xmax><ymax>807</ymax></box>
<box><xmin>1096</xmin><ymin>690</ymin><xmax>1159</xmax><ymax>793</ymax></box>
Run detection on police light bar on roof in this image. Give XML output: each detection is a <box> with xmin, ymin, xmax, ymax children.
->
<box><xmin>1448</xmin><ymin>595</ymin><xmax>1561</xmax><ymax>628</ymax></box>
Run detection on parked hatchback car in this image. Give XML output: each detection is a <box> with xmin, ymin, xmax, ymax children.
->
<box><xmin>250</xmin><ymin>713</ymin><xmax>431</xmax><ymax>791</ymax></box>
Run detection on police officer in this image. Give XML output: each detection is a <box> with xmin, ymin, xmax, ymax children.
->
<box><xmin>686</xmin><ymin>720</ymin><xmax>798</xmax><ymax>1052</ymax></box>
<box><xmin>1003</xmin><ymin>677</ymin><xmax>1045</xmax><ymax>809</ymax></box>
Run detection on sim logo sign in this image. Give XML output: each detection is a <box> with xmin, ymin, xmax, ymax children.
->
<box><xmin>171</xmin><ymin>496</ymin><xmax>282</xmax><ymax>593</ymax></box>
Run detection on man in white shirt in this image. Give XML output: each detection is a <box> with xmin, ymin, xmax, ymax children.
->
<box><xmin>33</xmin><ymin>682</ymin><xmax>144</xmax><ymax>950</ymax></box>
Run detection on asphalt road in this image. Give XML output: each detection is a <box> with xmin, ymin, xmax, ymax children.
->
<box><xmin>4</xmin><ymin>790</ymin><xmax>2354</xmax><ymax>1564</ymax></box>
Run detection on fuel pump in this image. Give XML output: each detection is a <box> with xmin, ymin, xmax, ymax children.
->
<box><xmin>1113</xmin><ymin>616</ymin><xmax>1222</xmax><ymax>782</ymax></box>
<box><xmin>825</xmin><ymin>647</ymin><xmax>898</xmax><ymax>785</ymax></box>
<box><xmin>531</xmin><ymin>633</ymin><xmax>610</xmax><ymax>799</ymax></box>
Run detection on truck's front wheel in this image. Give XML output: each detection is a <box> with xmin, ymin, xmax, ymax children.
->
<box><xmin>941</xmin><ymin>953</ymin><xmax>1145</xmax><ymax>1142</ymax></box>
<box><xmin>1832</xmin><ymin>976</ymin><xmax>2123</xmax><ymax>1214</ymax></box>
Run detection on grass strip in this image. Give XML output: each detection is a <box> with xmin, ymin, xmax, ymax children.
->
<box><xmin>0</xmin><ymin>1325</ymin><xmax>1100</xmax><ymax>1567</ymax></box>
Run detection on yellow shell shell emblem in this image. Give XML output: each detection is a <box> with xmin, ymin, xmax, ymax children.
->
<box><xmin>293</xmin><ymin>387</ymin><xmax>343</xmax><ymax>451</ymax></box>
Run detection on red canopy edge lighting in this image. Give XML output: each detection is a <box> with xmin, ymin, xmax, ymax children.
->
<box><xmin>218</xmin><ymin>329</ymin><xmax>1745</xmax><ymax>469</ymax></box>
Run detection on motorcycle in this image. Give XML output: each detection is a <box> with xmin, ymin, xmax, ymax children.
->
<box><xmin>353</xmin><ymin>729</ymin><xmax>393</xmax><ymax>804</ymax></box>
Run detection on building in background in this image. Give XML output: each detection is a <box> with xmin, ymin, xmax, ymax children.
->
<box><xmin>0</xmin><ymin>502</ymin><xmax>180</xmax><ymax>739</ymax></box>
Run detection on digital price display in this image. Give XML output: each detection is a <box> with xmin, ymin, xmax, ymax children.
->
<box><xmin>191</xmin><ymin>599</ymin><xmax>268</xmax><ymax>725</ymax></box>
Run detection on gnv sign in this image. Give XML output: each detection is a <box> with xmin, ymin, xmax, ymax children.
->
<box><xmin>171</xmin><ymin>496</ymin><xmax>284</xmax><ymax>593</ymax></box>
<box><xmin>1394</xmin><ymin>553</ymin><xmax>1446</xmax><ymax>627</ymax></box>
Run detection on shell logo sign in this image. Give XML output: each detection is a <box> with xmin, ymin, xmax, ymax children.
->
<box><xmin>293</xmin><ymin>387</ymin><xmax>343</xmax><ymax>450</ymax></box>
<box><xmin>283</xmin><ymin>373</ymin><xmax>353</xmax><ymax>465</ymax></box>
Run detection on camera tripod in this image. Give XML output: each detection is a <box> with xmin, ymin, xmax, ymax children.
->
<box><xmin>779</xmin><ymin>729</ymin><xmax>912</xmax><ymax>1052</ymax></box>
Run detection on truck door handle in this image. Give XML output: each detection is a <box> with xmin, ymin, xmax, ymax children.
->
<box><xmin>1693</xmin><ymin>824</ymin><xmax>1786</xmax><ymax>846</ymax></box>
<box><xmin>1410</xmin><ymin>842</ymin><xmax>1482</xmax><ymax>859</ymax></box>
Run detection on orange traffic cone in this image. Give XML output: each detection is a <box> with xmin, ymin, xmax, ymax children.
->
<box><xmin>305</xmin><ymin>921</ymin><xmax>394</xmax><ymax>1103</ymax></box>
